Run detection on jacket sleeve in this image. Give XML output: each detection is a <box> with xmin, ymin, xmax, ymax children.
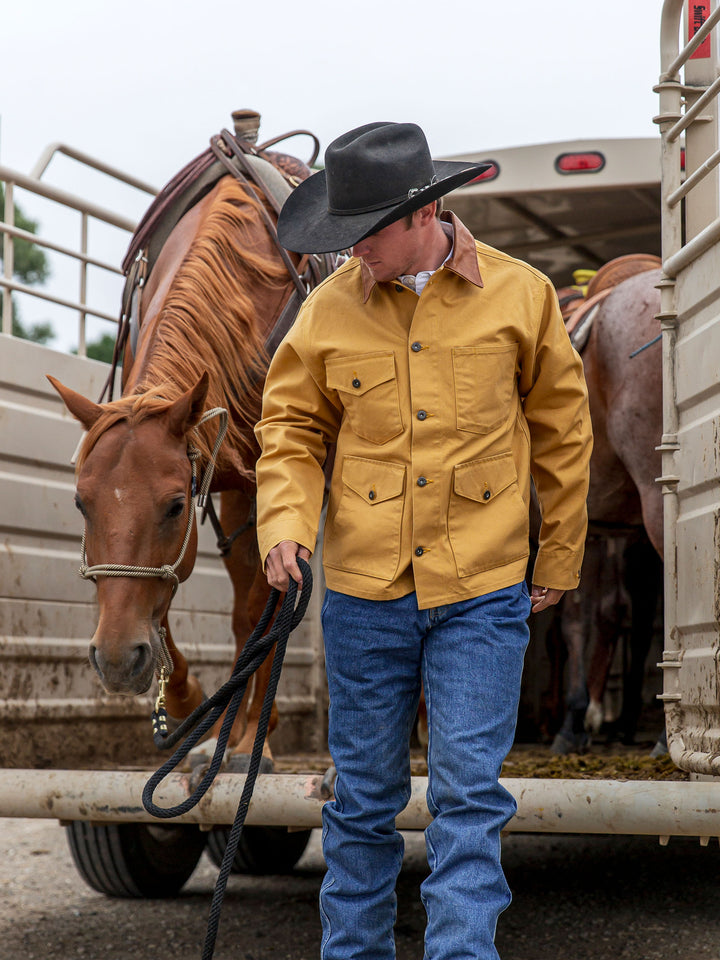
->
<box><xmin>520</xmin><ymin>279</ymin><xmax>593</xmax><ymax>590</ymax></box>
<box><xmin>254</xmin><ymin>328</ymin><xmax>341</xmax><ymax>567</ymax></box>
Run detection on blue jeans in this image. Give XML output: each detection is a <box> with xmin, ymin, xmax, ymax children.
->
<box><xmin>319</xmin><ymin>583</ymin><xmax>530</xmax><ymax>960</ymax></box>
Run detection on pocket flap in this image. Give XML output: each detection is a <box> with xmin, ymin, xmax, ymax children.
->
<box><xmin>342</xmin><ymin>456</ymin><xmax>405</xmax><ymax>504</ymax></box>
<box><xmin>454</xmin><ymin>454</ymin><xmax>517</xmax><ymax>504</ymax></box>
<box><xmin>326</xmin><ymin>352</ymin><xmax>396</xmax><ymax>396</ymax></box>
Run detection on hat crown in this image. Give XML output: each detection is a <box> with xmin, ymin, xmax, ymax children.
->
<box><xmin>325</xmin><ymin>122</ymin><xmax>436</xmax><ymax>216</ymax></box>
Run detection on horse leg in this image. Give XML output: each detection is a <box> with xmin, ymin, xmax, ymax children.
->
<box><xmin>218</xmin><ymin>490</ymin><xmax>278</xmax><ymax>771</ymax></box>
<box><xmin>619</xmin><ymin>536</ymin><xmax>662</xmax><ymax>743</ymax></box>
<box><xmin>584</xmin><ymin>537</ymin><xmax>626</xmax><ymax>737</ymax></box>
<box><xmin>227</xmin><ymin>566</ymin><xmax>278</xmax><ymax>761</ymax></box>
<box><xmin>161</xmin><ymin>616</ymin><xmax>206</xmax><ymax>720</ymax></box>
<box><xmin>552</xmin><ymin>537</ymin><xmax>616</xmax><ymax>753</ymax></box>
<box><xmin>551</xmin><ymin>591</ymin><xmax>589</xmax><ymax>753</ymax></box>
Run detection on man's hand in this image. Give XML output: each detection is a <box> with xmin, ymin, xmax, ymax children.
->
<box><xmin>265</xmin><ymin>540</ymin><xmax>312</xmax><ymax>592</ymax></box>
<box><xmin>530</xmin><ymin>584</ymin><xmax>565</xmax><ymax>614</ymax></box>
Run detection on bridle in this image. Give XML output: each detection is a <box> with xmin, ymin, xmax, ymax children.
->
<box><xmin>78</xmin><ymin>405</ymin><xmax>228</xmax><ymax>704</ymax></box>
<box><xmin>78</xmin><ymin>405</ymin><xmax>229</xmax><ymax>598</ymax></box>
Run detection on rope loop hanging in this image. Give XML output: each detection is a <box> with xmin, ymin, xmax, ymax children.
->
<box><xmin>142</xmin><ymin>558</ymin><xmax>313</xmax><ymax>960</ymax></box>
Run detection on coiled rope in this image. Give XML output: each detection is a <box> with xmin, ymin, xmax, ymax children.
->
<box><xmin>142</xmin><ymin>558</ymin><xmax>312</xmax><ymax>960</ymax></box>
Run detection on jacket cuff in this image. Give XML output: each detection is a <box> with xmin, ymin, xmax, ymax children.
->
<box><xmin>257</xmin><ymin>521</ymin><xmax>318</xmax><ymax>569</ymax></box>
<box><xmin>532</xmin><ymin>549</ymin><xmax>584</xmax><ymax>592</ymax></box>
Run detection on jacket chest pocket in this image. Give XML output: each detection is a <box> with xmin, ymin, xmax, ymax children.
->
<box><xmin>325</xmin><ymin>352</ymin><xmax>403</xmax><ymax>444</ymax></box>
<box><xmin>452</xmin><ymin>342</ymin><xmax>519</xmax><ymax>434</ymax></box>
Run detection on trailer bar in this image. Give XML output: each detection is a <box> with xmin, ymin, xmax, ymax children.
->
<box><xmin>0</xmin><ymin>770</ymin><xmax>717</xmax><ymax>837</ymax></box>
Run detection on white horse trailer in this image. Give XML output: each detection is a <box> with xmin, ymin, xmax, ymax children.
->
<box><xmin>0</xmin><ymin>0</ymin><xmax>719</xmax><ymax>890</ymax></box>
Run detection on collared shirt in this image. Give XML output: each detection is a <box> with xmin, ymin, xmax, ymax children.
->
<box><xmin>255</xmin><ymin>212</ymin><xmax>592</xmax><ymax>609</ymax></box>
<box><xmin>398</xmin><ymin>221</ymin><xmax>454</xmax><ymax>296</ymax></box>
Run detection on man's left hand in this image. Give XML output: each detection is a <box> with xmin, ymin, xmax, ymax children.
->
<box><xmin>530</xmin><ymin>585</ymin><xmax>565</xmax><ymax>614</ymax></box>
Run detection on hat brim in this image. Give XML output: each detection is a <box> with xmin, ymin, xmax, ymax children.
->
<box><xmin>277</xmin><ymin>160</ymin><xmax>491</xmax><ymax>254</ymax></box>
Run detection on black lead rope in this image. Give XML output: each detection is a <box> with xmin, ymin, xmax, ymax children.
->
<box><xmin>142</xmin><ymin>558</ymin><xmax>312</xmax><ymax>960</ymax></box>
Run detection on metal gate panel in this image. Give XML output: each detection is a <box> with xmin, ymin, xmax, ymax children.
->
<box><xmin>658</xmin><ymin>0</ymin><xmax>720</xmax><ymax>775</ymax></box>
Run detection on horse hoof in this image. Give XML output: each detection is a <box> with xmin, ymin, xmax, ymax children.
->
<box><xmin>188</xmin><ymin>761</ymin><xmax>211</xmax><ymax>792</ymax></box>
<box><xmin>650</xmin><ymin>736</ymin><xmax>668</xmax><ymax>759</ymax></box>
<box><xmin>225</xmin><ymin>753</ymin><xmax>274</xmax><ymax>775</ymax></box>
<box><xmin>182</xmin><ymin>736</ymin><xmax>228</xmax><ymax>772</ymax></box>
<box><xmin>550</xmin><ymin>732</ymin><xmax>588</xmax><ymax>755</ymax></box>
<box><xmin>320</xmin><ymin>764</ymin><xmax>337</xmax><ymax>799</ymax></box>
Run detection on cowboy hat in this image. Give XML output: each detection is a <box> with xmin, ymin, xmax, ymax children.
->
<box><xmin>277</xmin><ymin>122</ymin><xmax>491</xmax><ymax>254</ymax></box>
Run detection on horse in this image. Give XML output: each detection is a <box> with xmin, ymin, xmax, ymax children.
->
<box><xmin>49</xmin><ymin>116</ymin><xmax>331</xmax><ymax>773</ymax></box>
<box><xmin>547</xmin><ymin>261</ymin><xmax>665</xmax><ymax>754</ymax></box>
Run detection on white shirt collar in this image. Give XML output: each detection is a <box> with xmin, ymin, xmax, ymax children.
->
<box><xmin>398</xmin><ymin>221</ymin><xmax>454</xmax><ymax>296</ymax></box>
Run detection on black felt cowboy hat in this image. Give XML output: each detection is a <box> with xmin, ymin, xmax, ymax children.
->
<box><xmin>277</xmin><ymin>122</ymin><xmax>491</xmax><ymax>254</ymax></box>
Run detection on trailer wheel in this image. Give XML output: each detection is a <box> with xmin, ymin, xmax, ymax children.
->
<box><xmin>65</xmin><ymin>821</ymin><xmax>207</xmax><ymax>898</ymax></box>
<box><xmin>206</xmin><ymin>825</ymin><xmax>312</xmax><ymax>875</ymax></box>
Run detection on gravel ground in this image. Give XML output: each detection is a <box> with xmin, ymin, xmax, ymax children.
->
<box><xmin>1</xmin><ymin>817</ymin><xmax>719</xmax><ymax>960</ymax></box>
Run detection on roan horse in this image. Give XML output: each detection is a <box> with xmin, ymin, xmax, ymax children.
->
<box><xmin>49</xmin><ymin>114</ymin><xmax>331</xmax><ymax>774</ymax></box>
<box><xmin>548</xmin><ymin>258</ymin><xmax>665</xmax><ymax>753</ymax></box>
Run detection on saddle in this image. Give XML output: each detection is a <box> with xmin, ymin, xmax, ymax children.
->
<box><xmin>104</xmin><ymin>110</ymin><xmax>335</xmax><ymax>401</ymax></box>
<box><xmin>558</xmin><ymin>253</ymin><xmax>662</xmax><ymax>353</ymax></box>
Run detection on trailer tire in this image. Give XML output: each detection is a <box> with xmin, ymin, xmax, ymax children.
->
<box><xmin>65</xmin><ymin>821</ymin><xmax>207</xmax><ymax>898</ymax></box>
<box><xmin>206</xmin><ymin>825</ymin><xmax>312</xmax><ymax>875</ymax></box>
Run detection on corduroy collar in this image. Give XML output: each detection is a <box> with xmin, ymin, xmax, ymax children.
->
<box><xmin>360</xmin><ymin>212</ymin><xmax>484</xmax><ymax>302</ymax></box>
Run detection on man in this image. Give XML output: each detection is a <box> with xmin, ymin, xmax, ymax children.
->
<box><xmin>255</xmin><ymin>122</ymin><xmax>592</xmax><ymax>960</ymax></box>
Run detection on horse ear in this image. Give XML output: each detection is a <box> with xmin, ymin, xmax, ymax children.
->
<box><xmin>47</xmin><ymin>375</ymin><xmax>104</xmax><ymax>429</ymax></box>
<box><xmin>165</xmin><ymin>372</ymin><xmax>210</xmax><ymax>440</ymax></box>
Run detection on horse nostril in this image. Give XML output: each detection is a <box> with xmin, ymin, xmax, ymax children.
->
<box><xmin>129</xmin><ymin>643</ymin><xmax>152</xmax><ymax>680</ymax></box>
<box><xmin>88</xmin><ymin>644</ymin><xmax>104</xmax><ymax>681</ymax></box>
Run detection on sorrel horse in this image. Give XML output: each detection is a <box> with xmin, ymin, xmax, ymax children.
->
<box><xmin>549</xmin><ymin>262</ymin><xmax>664</xmax><ymax>753</ymax></box>
<box><xmin>49</xmin><ymin>116</ymin><xmax>330</xmax><ymax>770</ymax></box>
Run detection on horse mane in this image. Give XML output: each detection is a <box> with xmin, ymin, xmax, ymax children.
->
<box><xmin>78</xmin><ymin>177</ymin><xmax>288</xmax><ymax>478</ymax></box>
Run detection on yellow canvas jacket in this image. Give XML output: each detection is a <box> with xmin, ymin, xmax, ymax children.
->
<box><xmin>255</xmin><ymin>213</ymin><xmax>592</xmax><ymax>609</ymax></box>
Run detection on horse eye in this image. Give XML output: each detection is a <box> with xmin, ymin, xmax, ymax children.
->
<box><xmin>74</xmin><ymin>494</ymin><xmax>87</xmax><ymax>517</ymax></box>
<box><xmin>165</xmin><ymin>498</ymin><xmax>186</xmax><ymax>520</ymax></box>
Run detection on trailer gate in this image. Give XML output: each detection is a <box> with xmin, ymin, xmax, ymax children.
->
<box><xmin>656</xmin><ymin>0</ymin><xmax>720</xmax><ymax>778</ymax></box>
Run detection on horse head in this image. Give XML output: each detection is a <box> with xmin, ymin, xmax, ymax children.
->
<box><xmin>49</xmin><ymin>373</ymin><xmax>210</xmax><ymax>695</ymax></box>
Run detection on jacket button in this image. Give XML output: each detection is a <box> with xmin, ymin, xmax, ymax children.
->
<box><xmin>483</xmin><ymin>490</ymin><xmax>491</xmax><ymax>500</ymax></box>
<box><xmin>417</xmin><ymin>409</ymin><xmax>427</xmax><ymax>421</ymax></box>
<box><xmin>415</xmin><ymin>546</ymin><xmax>424</xmax><ymax>557</ymax></box>
<box><xmin>417</xmin><ymin>476</ymin><xmax>428</xmax><ymax>487</ymax></box>
<box><xmin>395</xmin><ymin>284</ymin><xmax>404</xmax><ymax>293</ymax></box>
<box><xmin>352</xmin><ymin>378</ymin><xmax>361</xmax><ymax>388</ymax></box>
<box><xmin>411</xmin><ymin>341</ymin><xmax>423</xmax><ymax>352</ymax></box>
<box><xmin>368</xmin><ymin>490</ymin><xmax>376</xmax><ymax>500</ymax></box>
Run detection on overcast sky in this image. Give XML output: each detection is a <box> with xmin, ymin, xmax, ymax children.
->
<box><xmin>2</xmin><ymin>0</ymin><xmax>670</xmax><ymax>350</ymax></box>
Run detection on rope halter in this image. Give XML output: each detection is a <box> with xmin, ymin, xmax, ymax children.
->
<box><xmin>78</xmin><ymin>406</ymin><xmax>229</xmax><ymax>598</ymax></box>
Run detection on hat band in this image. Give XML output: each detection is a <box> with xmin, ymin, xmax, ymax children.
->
<box><xmin>328</xmin><ymin>176</ymin><xmax>439</xmax><ymax>217</ymax></box>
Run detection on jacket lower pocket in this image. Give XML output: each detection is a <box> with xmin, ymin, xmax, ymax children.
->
<box><xmin>448</xmin><ymin>453</ymin><xmax>529</xmax><ymax>577</ymax></box>
<box><xmin>324</xmin><ymin>456</ymin><xmax>406</xmax><ymax>580</ymax></box>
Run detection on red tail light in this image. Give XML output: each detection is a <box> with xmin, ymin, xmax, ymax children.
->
<box><xmin>554</xmin><ymin>151</ymin><xmax>606</xmax><ymax>174</ymax></box>
<box><xmin>466</xmin><ymin>161</ymin><xmax>500</xmax><ymax>184</ymax></box>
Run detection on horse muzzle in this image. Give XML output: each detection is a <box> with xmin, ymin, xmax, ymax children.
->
<box><xmin>89</xmin><ymin>633</ymin><xmax>156</xmax><ymax>696</ymax></box>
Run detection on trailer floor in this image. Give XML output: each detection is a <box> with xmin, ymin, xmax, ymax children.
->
<box><xmin>270</xmin><ymin>742</ymin><xmax>686</xmax><ymax>781</ymax></box>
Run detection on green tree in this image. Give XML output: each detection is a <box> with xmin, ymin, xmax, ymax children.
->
<box><xmin>11</xmin><ymin>315</ymin><xmax>54</xmax><ymax>343</ymax></box>
<box><xmin>80</xmin><ymin>332</ymin><xmax>117</xmax><ymax>364</ymax></box>
<box><xmin>1</xmin><ymin>182</ymin><xmax>53</xmax><ymax>342</ymax></box>
<box><xmin>0</xmin><ymin>183</ymin><xmax>50</xmax><ymax>285</ymax></box>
